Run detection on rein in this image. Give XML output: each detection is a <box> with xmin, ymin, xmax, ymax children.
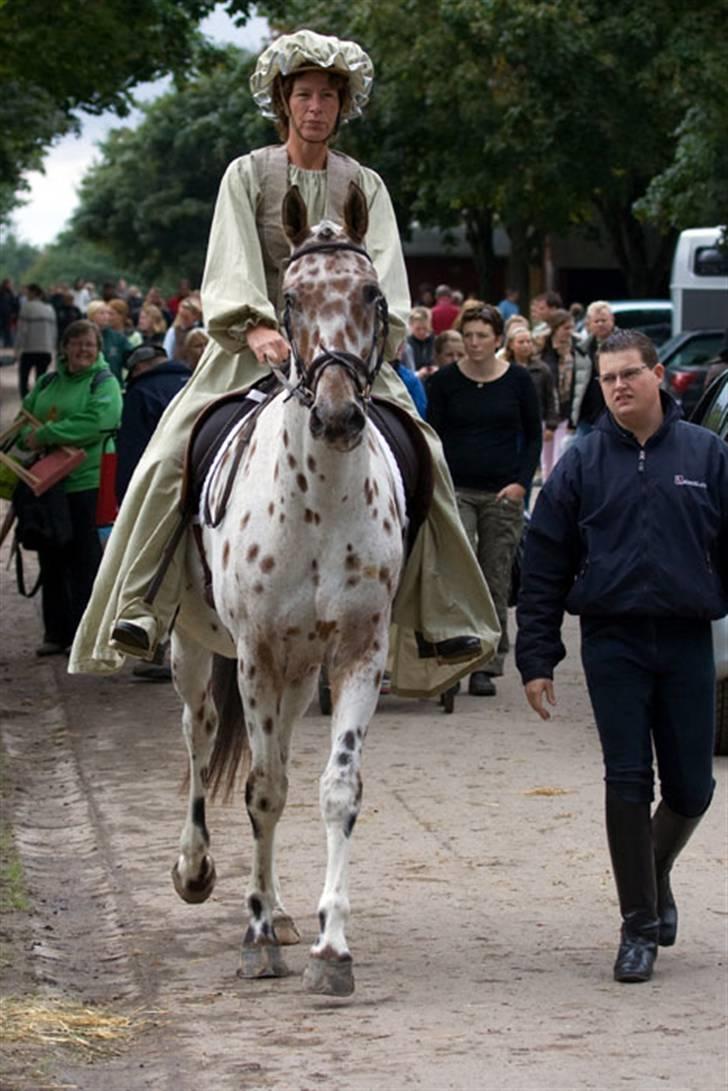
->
<box><xmin>275</xmin><ymin>239</ymin><xmax>389</xmax><ymax>409</ymax></box>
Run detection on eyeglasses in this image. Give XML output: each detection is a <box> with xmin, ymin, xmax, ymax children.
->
<box><xmin>597</xmin><ymin>364</ymin><xmax>650</xmax><ymax>387</ymax></box>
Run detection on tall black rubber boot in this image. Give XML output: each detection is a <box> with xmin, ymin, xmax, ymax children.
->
<box><xmin>652</xmin><ymin>802</ymin><xmax>703</xmax><ymax>947</ymax></box>
<box><xmin>605</xmin><ymin>787</ymin><xmax>660</xmax><ymax>983</ymax></box>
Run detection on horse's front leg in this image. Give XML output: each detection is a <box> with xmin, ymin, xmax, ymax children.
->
<box><xmin>303</xmin><ymin>634</ymin><xmax>387</xmax><ymax>997</ymax></box>
<box><xmin>170</xmin><ymin>632</ymin><xmax>218</xmax><ymax>904</ymax></box>
<box><xmin>238</xmin><ymin>657</ymin><xmax>318</xmax><ymax>979</ymax></box>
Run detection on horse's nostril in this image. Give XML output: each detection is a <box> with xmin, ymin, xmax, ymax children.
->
<box><xmin>348</xmin><ymin>405</ymin><xmax>366</xmax><ymax>433</ymax></box>
<box><xmin>310</xmin><ymin>407</ymin><xmax>323</xmax><ymax>436</ymax></box>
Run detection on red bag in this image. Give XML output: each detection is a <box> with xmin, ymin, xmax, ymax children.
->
<box><xmin>96</xmin><ymin>435</ymin><xmax>118</xmax><ymax>526</ymax></box>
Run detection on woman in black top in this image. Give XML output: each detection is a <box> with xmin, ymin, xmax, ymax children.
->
<box><xmin>427</xmin><ymin>302</ymin><xmax>542</xmax><ymax>696</ymax></box>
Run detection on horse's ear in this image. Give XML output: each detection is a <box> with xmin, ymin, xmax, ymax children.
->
<box><xmin>282</xmin><ymin>185</ymin><xmax>309</xmax><ymax>248</ymax></box>
<box><xmin>343</xmin><ymin>181</ymin><xmax>368</xmax><ymax>246</ymax></box>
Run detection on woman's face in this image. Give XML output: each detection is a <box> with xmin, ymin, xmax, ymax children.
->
<box><xmin>552</xmin><ymin>319</ymin><xmax>574</xmax><ymax>353</ymax></box>
<box><xmin>437</xmin><ymin>335</ymin><xmax>464</xmax><ymax>366</ymax></box>
<box><xmin>511</xmin><ymin>329</ymin><xmax>534</xmax><ymax>361</ymax></box>
<box><xmin>138</xmin><ymin>309</ymin><xmax>152</xmax><ymax>332</ymax></box>
<box><xmin>65</xmin><ymin>333</ymin><xmax>98</xmax><ymax>373</ymax></box>
<box><xmin>178</xmin><ymin>303</ymin><xmax>199</xmax><ymax>329</ymax></box>
<box><xmin>287</xmin><ymin>71</ymin><xmax>341</xmax><ymax>144</ymax></box>
<box><xmin>461</xmin><ymin>319</ymin><xmax>500</xmax><ymax>364</ymax></box>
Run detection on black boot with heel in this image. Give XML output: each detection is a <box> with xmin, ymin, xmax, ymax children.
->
<box><xmin>652</xmin><ymin>802</ymin><xmax>703</xmax><ymax>947</ymax></box>
<box><xmin>605</xmin><ymin>788</ymin><xmax>660</xmax><ymax>983</ymax></box>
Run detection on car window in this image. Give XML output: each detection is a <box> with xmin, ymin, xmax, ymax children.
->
<box><xmin>668</xmin><ymin>334</ymin><xmax>724</xmax><ymax>368</ymax></box>
<box><xmin>694</xmin><ymin>247</ymin><xmax>728</xmax><ymax>277</ymax></box>
<box><xmin>702</xmin><ymin>385</ymin><xmax>728</xmax><ymax>439</ymax></box>
<box><xmin>617</xmin><ymin>308</ymin><xmax>672</xmax><ymax>329</ymax></box>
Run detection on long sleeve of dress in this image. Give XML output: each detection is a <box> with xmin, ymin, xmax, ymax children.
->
<box><xmin>358</xmin><ymin>168</ymin><xmax>410</xmax><ymax>359</ymax></box>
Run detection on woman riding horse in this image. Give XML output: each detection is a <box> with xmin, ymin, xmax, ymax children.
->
<box><xmin>69</xmin><ymin>29</ymin><xmax>498</xmax><ymax>694</ymax></box>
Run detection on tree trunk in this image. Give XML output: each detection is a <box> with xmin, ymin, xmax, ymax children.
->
<box><xmin>463</xmin><ymin>207</ymin><xmax>496</xmax><ymax>300</ymax></box>
<box><xmin>505</xmin><ymin>219</ymin><xmax>532</xmax><ymax>314</ymax></box>
<box><xmin>594</xmin><ymin>194</ymin><xmax>676</xmax><ymax>297</ymax></box>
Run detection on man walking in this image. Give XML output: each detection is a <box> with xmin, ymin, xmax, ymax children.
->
<box><xmin>516</xmin><ymin>329</ymin><xmax>728</xmax><ymax>983</ymax></box>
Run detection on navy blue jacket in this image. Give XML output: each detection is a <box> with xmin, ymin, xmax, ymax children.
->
<box><xmin>116</xmin><ymin>360</ymin><xmax>190</xmax><ymax>500</ymax></box>
<box><xmin>516</xmin><ymin>393</ymin><xmax>728</xmax><ymax>683</ymax></box>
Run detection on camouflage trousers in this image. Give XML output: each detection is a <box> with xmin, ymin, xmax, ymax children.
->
<box><xmin>455</xmin><ymin>488</ymin><xmax>524</xmax><ymax>676</ymax></box>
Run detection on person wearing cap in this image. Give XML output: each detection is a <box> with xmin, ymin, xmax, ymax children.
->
<box><xmin>69</xmin><ymin>30</ymin><xmax>498</xmax><ymax>694</ymax></box>
<box><xmin>115</xmin><ymin>345</ymin><xmax>190</xmax><ymax>502</ymax></box>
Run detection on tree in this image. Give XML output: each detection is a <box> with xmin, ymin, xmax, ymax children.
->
<box><xmin>0</xmin><ymin>0</ymin><xmax>257</xmax><ymax>222</ymax></box>
<box><xmin>255</xmin><ymin>0</ymin><xmax>723</xmax><ymax>298</ymax></box>
<box><xmin>0</xmin><ymin>231</ymin><xmax>40</xmax><ymax>286</ymax></box>
<box><xmin>70</xmin><ymin>48</ymin><xmax>273</xmax><ymax>285</ymax></box>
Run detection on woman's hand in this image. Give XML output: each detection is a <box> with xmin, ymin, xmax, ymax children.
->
<box><xmin>496</xmin><ymin>483</ymin><xmax>526</xmax><ymax>503</ymax></box>
<box><xmin>246</xmin><ymin>324</ymin><xmax>290</xmax><ymax>366</ymax></box>
<box><xmin>543</xmin><ymin>428</ymin><xmax>554</xmax><ymax>441</ymax></box>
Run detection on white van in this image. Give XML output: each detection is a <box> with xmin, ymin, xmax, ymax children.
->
<box><xmin>670</xmin><ymin>226</ymin><xmax>728</xmax><ymax>335</ymax></box>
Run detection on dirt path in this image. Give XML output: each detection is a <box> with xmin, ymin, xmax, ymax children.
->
<box><xmin>0</xmin><ymin>364</ymin><xmax>726</xmax><ymax>1091</ymax></box>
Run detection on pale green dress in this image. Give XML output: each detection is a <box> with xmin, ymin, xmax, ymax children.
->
<box><xmin>69</xmin><ymin>150</ymin><xmax>498</xmax><ymax>695</ymax></box>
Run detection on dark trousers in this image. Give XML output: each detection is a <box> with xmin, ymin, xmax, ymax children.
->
<box><xmin>19</xmin><ymin>352</ymin><xmax>51</xmax><ymax>397</ymax></box>
<box><xmin>37</xmin><ymin>490</ymin><xmax>101</xmax><ymax>647</ymax></box>
<box><xmin>580</xmin><ymin>616</ymin><xmax>715</xmax><ymax>817</ymax></box>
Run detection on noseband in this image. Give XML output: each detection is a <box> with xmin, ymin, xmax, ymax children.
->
<box><xmin>273</xmin><ymin>239</ymin><xmax>390</xmax><ymax>409</ymax></box>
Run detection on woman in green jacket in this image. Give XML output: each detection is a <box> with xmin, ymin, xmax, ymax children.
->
<box><xmin>20</xmin><ymin>319</ymin><xmax>122</xmax><ymax>655</ymax></box>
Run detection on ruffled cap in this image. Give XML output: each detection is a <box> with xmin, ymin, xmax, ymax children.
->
<box><xmin>250</xmin><ymin>29</ymin><xmax>373</xmax><ymax>121</ymax></box>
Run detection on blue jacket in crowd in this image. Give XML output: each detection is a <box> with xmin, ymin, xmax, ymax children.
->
<box><xmin>116</xmin><ymin>360</ymin><xmax>190</xmax><ymax>500</ymax></box>
<box><xmin>516</xmin><ymin>393</ymin><xmax>728</xmax><ymax>683</ymax></box>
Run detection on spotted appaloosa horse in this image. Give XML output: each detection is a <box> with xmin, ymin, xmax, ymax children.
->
<box><xmin>170</xmin><ymin>182</ymin><xmax>405</xmax><ymax>996</ymax></box>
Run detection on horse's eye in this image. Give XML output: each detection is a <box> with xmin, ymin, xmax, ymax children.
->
<box><xmin>284</xmin><ymin>291</ymin><xmax>297</xmax><ymax>309</ymax></box>
<box><xmin>362</xmin><ymin>283</ymin><xmax>380</xmax><ymax>305</ymax></box>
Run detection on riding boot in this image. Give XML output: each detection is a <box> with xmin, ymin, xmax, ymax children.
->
<box><xmin>605</xmin><ymin>787</ymin><xmax>659</xmax><ymax>983</ymax></box>
<box><xmin>652</xmin><ymin>802</ymin><xmax>703</xmax><ymax>947</ymax></box>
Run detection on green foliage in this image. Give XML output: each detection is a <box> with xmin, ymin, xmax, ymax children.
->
<box><xmin>20</xmin><ymin>231</ymin><xmax>145</xmax><ymax>293</ymax></box>
<box><xmin>0</xmin><ymin>0</ymin><xmax>257</xmax><ymax>222</ymax></box>
<box><xmin>0</xmin><ymin>232</ymin><xmax>41</xmax><ymax>286</ymax></box>
<box><xmin>255</xmin><ymin>0</ymin><xmax>724</xmax><ymax>296</ymax></box>
<box><xmin>71</xmin><ymin>47</ymin><xmax>274</xmax><ymax>284</ymax></box>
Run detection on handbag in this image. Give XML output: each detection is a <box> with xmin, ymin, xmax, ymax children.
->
<box><xmin>13</xmin><ymin>479</ymin><xmax>73</xmax><ymax>552</ymax></box>
<box><xmin>96</xmin><ymin>433</ymin><xmax>119</xmax><ymax>527</ymax></box>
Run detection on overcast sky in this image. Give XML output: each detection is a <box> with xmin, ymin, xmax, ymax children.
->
<box><xmin>11</xmin><ymin>7</ymin><xmax>268</xmax><ymax>247</ymax></box>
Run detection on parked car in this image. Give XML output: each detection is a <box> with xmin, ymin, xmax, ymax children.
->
<box><xmin>660</xmin><ymin>327</ymin><xmax>726</xmax><ymax>416</ymax></box>
<box><xmin>577</xmin><ymin>300</ymin><xmax>673</xmax><ymax>346</ymax></box>
<box><xmin>689</xmin><ymin>368</ymin><xmax>728</xmax><ymax>754</ymax></box>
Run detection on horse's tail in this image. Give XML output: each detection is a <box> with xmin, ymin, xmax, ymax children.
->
<box><xmin>208</xmin><ymin>654</ymin><xmax>250</xmax><ymax>803</ymax></box>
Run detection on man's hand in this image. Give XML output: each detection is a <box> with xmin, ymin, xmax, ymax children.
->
<box><xmin>524</xmin><ymin>678</ymin><xmax>556</xmax><ymax>720</ymax></box>
<box><xmin>246</xmin><ymin>324</ymin><xmax>290</xmax><ymax>366</ymax></box>
<box><xmin>26</xmin><ymin>430</ymin><xmax>42</xmax><ymax>451</ymax></box>
<box><xmin>496</xmin><ymin>482</ymin><xmax>526</xmax><ymax>503</ymax></box>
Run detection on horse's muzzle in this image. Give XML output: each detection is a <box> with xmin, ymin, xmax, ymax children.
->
<box><xmin>310</xmin><ymin>402</ymin><xmax>366</xmax><ymax>450</ymax></box>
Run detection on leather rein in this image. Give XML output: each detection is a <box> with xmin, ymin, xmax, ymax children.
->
<box><xmin>270</xmin><ymin>239</ymin><xmax>390</xmax><ymax>409</ymax></box>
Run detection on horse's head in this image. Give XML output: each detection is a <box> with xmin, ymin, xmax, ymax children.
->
<box><xmin>281</xmin><ymin>182</ymin><xmax>388</xmax><ymax>451</ymax></box>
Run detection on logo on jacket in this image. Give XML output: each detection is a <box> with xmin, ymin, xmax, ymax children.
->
<box><xmin>674</xmin><ymin>474</ymin><xmax>707</xmax><ymax>489</ymax></box>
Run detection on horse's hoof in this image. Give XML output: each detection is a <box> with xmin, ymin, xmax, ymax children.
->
<box><xmin>171</xmin><ymin>854</ymin><xmax>216</xmax><ymax>904</ymax></box>
<box><xmin>303</xmin><ymin>953</ymin><xmax>354</xmax><ymax>996</ymax></box>
<box><xmin>273</xmin><ymin>911</ymin><xmax>301</xmax><ymax>946</ymax></box>
<box><xmin>238</xmin><ymin>941</ymin><xmax>291</xmax><ymax>980</ymax></box>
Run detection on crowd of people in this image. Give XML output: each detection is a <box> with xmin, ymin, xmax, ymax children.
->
<box><xmin>4</xmin><ymin>275</ymin><xmax>210</xmax><ymax>680</ymax></box>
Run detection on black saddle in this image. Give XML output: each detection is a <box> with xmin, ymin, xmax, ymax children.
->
<box><xmin>183</xmin><ymin>380</ymin><xmax>433</xmax><ymax>553</ymax></box>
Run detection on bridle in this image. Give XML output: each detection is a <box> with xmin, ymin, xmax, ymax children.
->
<box><xmin>270</xmin><ymin>239</ymin><xmax>390</xmax><ymax>409</ymax></box>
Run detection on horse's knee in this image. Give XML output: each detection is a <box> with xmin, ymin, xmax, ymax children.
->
<box><xmin>245</xmin><ymin>769</ymin><xmax>288</xmax><ymax>831</ymax></box>
<box><xmin>320</xmin><ymin>766</ymin><xmax>362</xmax><ymax>832</ymax></box>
